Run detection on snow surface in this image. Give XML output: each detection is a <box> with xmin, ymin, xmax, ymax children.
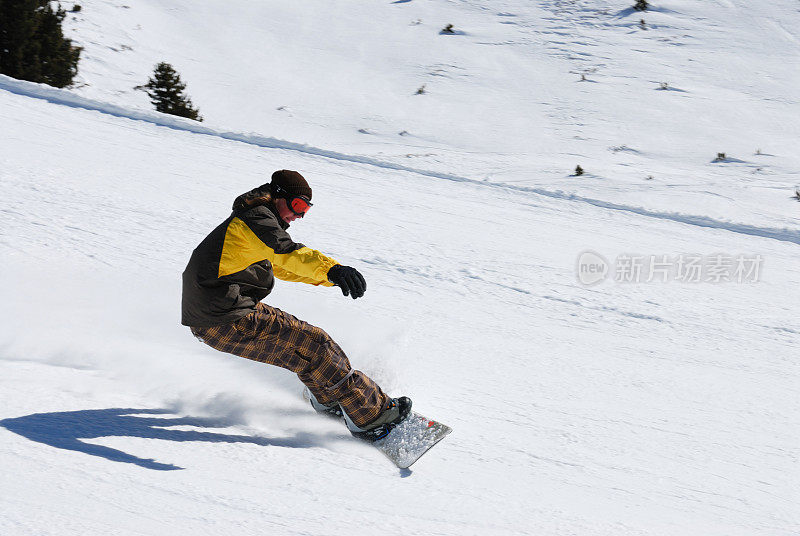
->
<box><xmin>1</xmin><ymin>1</ymin><xmax>798</xmax><ymax>535</ymax></box>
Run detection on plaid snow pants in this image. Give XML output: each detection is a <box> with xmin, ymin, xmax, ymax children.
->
<box><xmin>190</xmin><ymin>303</ymin><xmax>389</xmax><ymax>428</ymax></box>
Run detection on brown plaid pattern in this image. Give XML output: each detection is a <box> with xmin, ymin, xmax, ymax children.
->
<box><xmin>190</xmin><ymin>303</ymin><xmax>389</xmax><ymax>428</ymax></box>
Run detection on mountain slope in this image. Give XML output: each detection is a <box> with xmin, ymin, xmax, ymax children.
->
<box><xmin>61</xmin><ymin>0</ymin><xmax>800</xmax><ymax>230</ymax></box>
<box><xmin>1</xmin><ymin>1</ymin><xmax>799</xmax><ymax>535</ymax></box>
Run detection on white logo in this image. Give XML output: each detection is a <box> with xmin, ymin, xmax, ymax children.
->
<box><xmin>576</xmin><ymin>250</ymin><xmax>609</xmax><ymax>286</ymax></box>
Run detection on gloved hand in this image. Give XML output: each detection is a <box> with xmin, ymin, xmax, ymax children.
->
<box><xmin>327</xmin><ymin>265</ymin><xmax>367</xmax><ymax>299</ymax></box>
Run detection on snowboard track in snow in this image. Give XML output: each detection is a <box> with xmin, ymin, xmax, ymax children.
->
<box><xmin>3</xmin><ymin>75</ymin><xmax>797</xmax><ymax>247</ymax></box>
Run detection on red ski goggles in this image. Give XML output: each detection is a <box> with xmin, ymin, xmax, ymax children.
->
<box><xmin>287</xmin><ymin>195</ymin><xmax>312</xmax><ymax>217</ymax></box>
<box><xmin>274</xmin><ymin>185</ymin><xmax>313</xmax><ymax>217</ymax></box>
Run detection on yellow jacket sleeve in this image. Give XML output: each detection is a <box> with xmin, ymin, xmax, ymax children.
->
<box><xmin>271</xmin><ymin>246</ymin><xmax>338</xmax><ymax>286</ymax></box>
<box><xmin>218</xmin><ymin>213</ymin><xmax>338</xmax><ymax>287</ymax></box>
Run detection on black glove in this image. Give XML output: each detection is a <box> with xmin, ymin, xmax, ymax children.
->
<box><xmin>327</xmin><ymin>265</ymin><xmax>367</xmax><ymax>299</ymax></box>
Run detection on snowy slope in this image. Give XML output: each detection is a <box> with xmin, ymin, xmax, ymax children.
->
<box><xmin>60</xmin><ymin>0</ymin><xmax>800</xmax><ymax>228</ymax></box>
<box><xmin>1</xmin><ymin>1</ymin><xmax>799</xmax><ymax>535</ymax></box>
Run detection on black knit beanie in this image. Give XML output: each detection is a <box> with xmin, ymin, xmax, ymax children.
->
<box><xmin>267</xmin><ymin>169</ymin><xmax>312</xmax><ymax>200</ymax></box>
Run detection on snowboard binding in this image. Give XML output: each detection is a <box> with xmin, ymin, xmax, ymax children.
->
<box><xmin>351</xmin><ymin>396</ymin><xmax>413</xmax><ymax>442</ymax></box>
<box><xmin>304</xmin><ymin>387</ymin><xmax>343</xmax><ymax>418</ymax></box>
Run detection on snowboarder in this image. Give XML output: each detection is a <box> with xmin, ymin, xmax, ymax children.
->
<box><xmin>182</xmin><ymin>170</ymin><xmax>410</xmax><ymax>440</ymax></box>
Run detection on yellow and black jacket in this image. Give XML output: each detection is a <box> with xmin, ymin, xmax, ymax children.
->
<box><xmin>181</xmin><ymin>199</ymin><xmax>338</xmax><ymax>327</ymax></box>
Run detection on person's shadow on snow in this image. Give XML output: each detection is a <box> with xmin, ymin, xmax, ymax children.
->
<box><xmin>0</xmin><ymin>408</ymin><xmax>335</xmax><ymax>471</ymax></box>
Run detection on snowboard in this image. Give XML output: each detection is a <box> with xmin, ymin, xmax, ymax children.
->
<box><xmin>371</xmin><ymin>411</ymin><xmax>452</xmax><ymax>469</ymax></box>
<box><xmin>303</xmin><ymin>387</ymin><xmax>452</xmax><ymax>468</ymax></box>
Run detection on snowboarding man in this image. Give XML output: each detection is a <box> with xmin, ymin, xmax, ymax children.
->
<box><xmin>182</xmin><ymin>170</ymin><xmax>410</xmax><ymax>440</ymax></box>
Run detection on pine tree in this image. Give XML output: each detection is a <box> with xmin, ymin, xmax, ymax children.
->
<box><xmin>634</xmin><ymin>0</ymin><xmax>649</xmax><ymax>11</ymax></box>
<box><xmin>140</xmin><ymin>62</ymin><xmax>202</xmax><ymax>121</ymax></box>
<box><xmin>0</xmin><ymin>0</ymin><xmax>81</xmax><ymax>87</ymax></box>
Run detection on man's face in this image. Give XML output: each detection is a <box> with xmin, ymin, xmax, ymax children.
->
<box><xmin>275</xmin><ymin>197</ymin><xmax>300</xmax><ymax>224</ymax></box>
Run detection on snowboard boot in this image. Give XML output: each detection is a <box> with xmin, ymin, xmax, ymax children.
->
<box><xmin>349</xmin><ymin>396</ymin><xmax>412</xmax><ymax>442</ymax></box>
<box><xmin>304</xmin><ymin>387</ymin><xmax>343</xmax><ymax>419</ymax></box>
